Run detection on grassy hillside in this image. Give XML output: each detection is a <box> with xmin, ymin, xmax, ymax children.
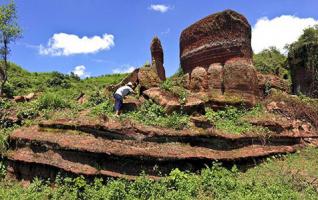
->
<box><xmin>0</xmin><ymin>147</ymin><xmax>318</xmax><ymax>199</ymax></box>
<box><xmin>1</xmin><ymin>64</ymin><xmax>318</xmax><ymax>200</ymax></box>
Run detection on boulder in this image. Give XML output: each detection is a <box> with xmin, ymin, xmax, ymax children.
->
<box><xmin>288</xmin><ymin>43</ymin><xmax>318</xmax><ymax>98</ymax></box>
<box><xmin>180</xmin><ymin>9</ymin><xmax>252</xmax><ymax>73</ymax></box>
<box><xmin>143</xmin><ymin>87</ymin><xmax>204</xmax><ymax>114</ymax></box>
<box><xmin>207</xmin><ymin>63</ymin><xmax>224</xmax><ymax>95</ymax></box>
<box><xmin>150</xmin><ymin>37</ymin><xmax>166</xmax><ymax>81</ymax></box>
<box><xmin>143</xmin><ymin>87</ymin><xmax>180</xmax><ymax>113</ymax></box>
<box><xmin>24</xmin><ymin>93</ymin><xmax>36</xmax><ymax>101</ymax></box>
<box><xmin>122</xmin><ymin>96</ymin><xmax>144</xmax><ymax>112</ymax></box>
<box><xmin>223</xmin><ymin>58</ymin><xmax>259</xmax><ymax>105</ymax></box>
<box><xmin>13</xmin><ymin>96</ymin><xmax>25</xmax><ymax>103</ymax></box>
<box><xmin>189</xmin><ymin>66</ymin><xmax>208</xmax><ymax>92</ymax></box>
<box><xmin>138</xmin><ymin>67</ymin><xmax>162</xmax><ymax>91</ymax></box>
<box><xmin>257</xmin><ymin>73</ymin><xmax>290</xmax><ymax>96</ymax></box>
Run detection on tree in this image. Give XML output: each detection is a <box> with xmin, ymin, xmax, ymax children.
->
<box><xmin>0</xmin><ymin>0</ymin><xmax>22</xmax><ymax>96</ymax></box>
<box><xmin>253</xmin><ymin>46</ymin><xmax>288</xmax><ymax>79</ymax></box>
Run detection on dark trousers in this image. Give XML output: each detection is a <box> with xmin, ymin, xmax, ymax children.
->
<box><xmin>113</xmin><ymin>93</ymin><xmax>123</xmax><ymax>112</ymax></box>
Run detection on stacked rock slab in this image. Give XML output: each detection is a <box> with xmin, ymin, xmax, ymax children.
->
<box><xmin>180</xmin><ymin>10</ymin><xmax>259</xmax><ymax>106</ymax></box>
<box><xmin>288</xmin><ymin>43</ymin><xmax>318</xmax><ymax>98</ymax></box>
<box><xmin>5</xmin><ymin>116</ymin><xmax>318</xmax><ymax>181</ymax></box>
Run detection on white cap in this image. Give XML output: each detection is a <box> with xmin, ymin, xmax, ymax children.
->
<box><xmin>127</xmin><ymin>82</ymin><xmax>133</xmax><ymax>87</ymax></box>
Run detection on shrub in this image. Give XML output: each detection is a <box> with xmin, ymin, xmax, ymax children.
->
<box><xmin>128</xmin><ymin>100</ymin><xmax>189</xmax><ymax>130</ymax></box>
<box><xmin>161</xmin><ymin>79</ymin><xmax>189</xmax><ymax>104</ymax></box>
<box><xmin>47</xmin><ymin>71</ymin><xmax>71</xmax><ymax>89</ymax></box>
<box><xmin>205</xmin><ymin>106</ymin><xmax>268</xmax><ymax>134</ymax></box>
<box><xmin>90</xmin><ymin>99</ymin><xmax>114</xmax><ymax>118</ymax></box>
<box><xmin>17</xmin><ymin>106</ymin><xmax>38</xmax><ymax>120</ymax></box>
<box><xmin>0</xmin><ymin>98</ymin><xmax>12</xmax><ymax>109</ymax></box>
<box><xmin>36</xmin><ymin>93</ymin><xmax>71</xmax><ymax>110</ymax></box>
<box><xmin>87</xmin><ymin>91</ymin><xmax>108</xmax><ymax>106</ymax></box>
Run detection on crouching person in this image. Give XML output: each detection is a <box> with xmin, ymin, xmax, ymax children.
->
<box><xmin>113</xmin><ymin>82</ymin><xmax>136</xmax><ymax>115</ymax></box>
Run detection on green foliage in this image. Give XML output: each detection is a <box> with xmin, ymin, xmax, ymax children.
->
<box><xmin>127</xmin><ymin>100</ymin><xmax>189</xmax><ymax>130</ymax></box>
<box><xmin>253</xmin><ymin>46</ymin><xmax>288</xmax><ymax>79</ymax></box>
<box><xmin>160</xmin><ymin>78</ymin><xmax>173</xmax><ymax>91</ymax></box>
<box><xmin>0</xmin><ymin>125</ymin><xmax>18</xmax><ymax>154</ymax></box>
<box><xmin>288</xmin><ymin>25</ymin><xmax>318</xmax><ymax>51</ymax></box>
<box><xmin>205</xmin><ymin>105</ymin><xmax>268</xmax><ymax>134</ymax></box>
<box><xmin>0</xmin><ymin>98</ymin><xmax>11</xmax><ymax>109</ymax></box>
<box><xmin>161</xmin><ymin>78</ymin><xmax>189</xmax><ymax>104</ymax></box>
<box><xmin>46</xmin><ymin>71</ymin><xmax>72</xmax><ymax>89</ymax></box>
<box><xmin>2</xmin><ymin>148</ymin><xmax>318</xmax><ymax>199</ymax></box>
<box><xmin>0</xmin><ymin>162</ymin><xmax>6</xmax><ymax>180</ymax></box>
<box><xmin>36</xmin><ymin>93</ymin><xmax>72</xmax><ymax>110</ymax></box>
<box><xmin>0</xmin><ymin>0</ymin><xmax>22</xmax><ymax>95</ymax></box>
<box><xmin>16</xmin><ymin>103</ymin><xmax>38</xmax><ymax>120</ymax></box>
<box><xmin>90</xmin><ymin>98</ymin><xmax>114</xmax><ymax>117</ymax></box>
<box><xmin>87</xmin><ymin>91</ymin><xmax>108</xmax><ymax>106</ymax></box>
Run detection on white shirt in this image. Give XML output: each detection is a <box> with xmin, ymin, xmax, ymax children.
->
<box><xmin>115</xmin><ymin>85</ymin><xmax>134</xmax><ymax>97</ymax></box>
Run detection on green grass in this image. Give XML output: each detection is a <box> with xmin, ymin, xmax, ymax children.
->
<box><xmin>123</xmin><ymin>100</ymin><xmax>190</xmax><ymax>130</ymax></box>
<box><xmin>205</xmin><ymin>105</ymin><xmax>269</xmax><ymax>134</ymax></box>
<box><xmin>0</xmin><ymin>147</ymin><xmax>318</xmax><ymax>199</ymax></box>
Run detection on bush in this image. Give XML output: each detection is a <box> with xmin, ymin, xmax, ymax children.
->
<box><xmin>161</xmin><ymin>79</ymin><xmax>189</xmax><ymax>104</ymax></box>
<box><xmin>91</xmin><ymin>99</ymin><xmax>114</xmax><ymax>118</ymax></box>
<box><xmin>0</xmin><ymin>99</ymin><xmax>12</xmax><ymax>109</ymax></box>
<box><xmin>47</xmin><ymin>71</ymin><xmax>71</xmax><ymax>89</ymax></box>
<box><xmin>128</xmin><ymin>100</ymin><xmax>189</xmax><ymax>130</ymax></box>
<box><xmin>17</xmin><ymin>105</ymin><xmax>38</xmax><ymax>120</ymax></box>
<box><xmin>205</xmin><ymin>106</ymin><xmax>268</xmax><ymax>134</ymax></box>
<box><xmin>87</xmin><ymin>91</ymin><xmax>108</xmax><ymax>106</ymax></box>
<box><xmin>36</xmin><ymin>93</ymin><xmax>71</xmax><ymax>110</ymax></box>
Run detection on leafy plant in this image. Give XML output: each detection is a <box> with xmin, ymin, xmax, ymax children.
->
<box><xmin>205</xmin><ymin>106</ymin><xmax>268</xmax><ymax>134</ymax></box>
<box><xmin>127</xmin><ymin>100</ymin><xmax>189</xmax><ymax>130</ymax></box>
<box><xmin>36</xmin><ymin>93</ymin><xmax>71</xmax><ymax>110</ymax></box>
<box><xmin>90</xmin><ymin>99</ymin><xmax>114</xmax><ymax>118</ymax></box>
<box><xmin>253</xmin><ymin>46</ymin><xmax>288</xmax><ymax>79</ymax></box>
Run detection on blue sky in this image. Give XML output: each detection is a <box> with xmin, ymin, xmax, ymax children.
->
<box><xmin>3</xmin><ymin>0</ymin><xmax>318</xmax><ymax>77</ymax></box>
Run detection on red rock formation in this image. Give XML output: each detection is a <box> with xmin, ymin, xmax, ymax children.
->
<box><xmin>207</xmin><ymin>63</ymin><xmax>223</xmax><ymax>95</ymax></box>
<box><xmin>180</xmin><ymin>10</ymin><xmax>259</xmax><ymax>106</ymax></box>
<box><xmin>223</xmin><ymin>58</ymin><xmax>259</xmax><ymax>105</ymax></box>
<box><xmin>180</xmin><ymin>9</ymin><xmax>252</xmax><ymax>73</ymax></box>
<box><xmin>151</xmin><ymin>37</ymin><xmax>166</xmax><ymax>81</ymax></box>
<box><xmin>257</xmin><ymin>72</ymin><xmax>290</xmax><ymax>96</ymax></box>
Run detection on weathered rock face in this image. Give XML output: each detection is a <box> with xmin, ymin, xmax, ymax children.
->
<box><xmin>257</xmin><ymin>72</ymin><xmax>290</xmax><ymax>96</ymax></box>
<box><xmin>223</xmin><ymin>58</ymin><xmax>259</xmax><ymax>105</ymax></box>
<box><xmin>180</xmin><ymin>9</ymin><xmax>252</xmax><ymax>73</ymax></box>
<box><xmin>143</xmin><ymin>87</ymin><xmax>204</xmax><ymax>114</ymax></box>
<box><xmin>179</xmin><ymin>10</ymin><xmax>259</xmax><ymax>106</ymax></box>
<box><xmin>138</xmin><ymin>66</ymin><xmax>162</xmax><ymax>91</ymax></box>
<box><xmin>183</xmin><ymin>59</ymin><xmax>259</xmax><ymax>106</ymax></box>
<box><xmin>189</xmin><ymin>66</ymin><xmax>208</xmax><ymax>92</ymax></box>
<box><xmin>288</xmin><ymin>43</ymin><xmax>318</xmax><ymax>98</ymax></box>
<box><xmin>207</xmin><ymin>63</ymin><xmax>223</xmax><ymax>95</ymax></box>
<box><xmin>151</xmin><ymin>37</ymin><xmax>166</xmax><ymax>81</ymax></box>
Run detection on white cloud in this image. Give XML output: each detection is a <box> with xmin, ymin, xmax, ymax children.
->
<box><xmin>39</xmin><ymin>33</ymin><xmax>115</xmax><ymax>56</ymax></box>
<box><xmin>72</xmin><ymin>65</ymin><xmax>90</xmax><ymax>78</ymax></box>
<box><xmin>112</xmin><ymin>66</ymin><xmax>135</xmax><ymax>74</ymax></box>
<box><xmin>252</xmin><ymin>15</ymin><xmax>318</xmax><ymax>53</ymax></box>
<box><xmin>149</xmin><ymin>4</ymin><xmax>170</xmax><ymax>13</ymax></box>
